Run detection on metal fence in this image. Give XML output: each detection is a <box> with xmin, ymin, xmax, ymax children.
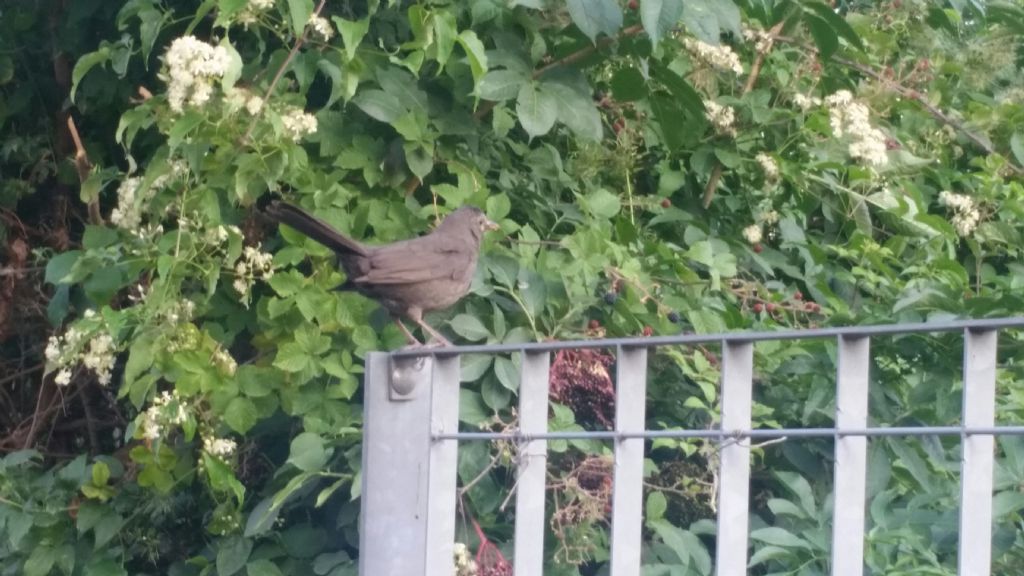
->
<box><xmin>358</xmin><ymin>317</ymin><xmax>1024</xmax><ymax>576</ymax></box>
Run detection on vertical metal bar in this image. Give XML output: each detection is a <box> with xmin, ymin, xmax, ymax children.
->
<box><xmin>609</xmin><ymin>346</ymin><xmax>648</xmax><ymax>576</ymax></box>
<box><xmin>359</xmin><ymin>353</ymin><xmax>433</xmax><ymax>576</ymax></box>
<box><xmin>831</xmin><ymin>336</ymin><xmax>870</xmax><ymax>576</ymax></box>
<box><xmin>959</xmin><ymin>329</ymin><xmax>997</xmax><ymax>576</ymax></box>
<box><xmin>716</xmin><ymin>341</ymin><xmax>754</xmax><ymax>576</ymax></box>
<box><xmin>425</xmin><ymin>356</ymin><xmax>462</xmax><ymax>576</ymax></box>
<box><xmin>514</xmin><ymin>351</ymin><xmax>551</xmax><ymax>576</ymax></box>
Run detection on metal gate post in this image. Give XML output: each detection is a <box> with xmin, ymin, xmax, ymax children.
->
<box><xmin>359</xmin><ymin>352</ymin><xmax>461</xmax><ymax>576</ymax></box>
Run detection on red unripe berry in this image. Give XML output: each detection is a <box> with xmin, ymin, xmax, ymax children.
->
<box><xmin>661</xmin><ymin>198</ymin><xmax>671</xmax><ymax>208</ymax></box>
<box><xmin>628</xmin><ymin>0</ymin><xmax>638</xmax><ymax>9</ymax></box>
<box><xmin>753</xmin><ymin>243</ymin><xmax>763</xmax><ymax>253</ymax></box>
<box><xmin>794</xmin><ymin>291</ymin><xmax>803</xmax><ymax>301</ymax></box>
<box><xmin>642</xmin><ymin>326</ymin><xmax>653</xmax><ymax>337</ymax></box>
<box><xmin>766</xmin><ymin>302</ymin><xmax>776</xmax><ymax>313</ymax></box>
<box><xmin>753</xmin><ymin>303</ymin><xmax>764</xmax><ymax>313</ymax></box>
<box><xmin>589</xmin><ymin>319</ymin><xmax>600</xmax><ymax>330</ymax></box>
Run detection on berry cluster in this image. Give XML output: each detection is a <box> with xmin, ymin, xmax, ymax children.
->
<box><xmin>549</xmin><ymin>349</ymin><xmax>616</xmax><ymax>429</ymax></box>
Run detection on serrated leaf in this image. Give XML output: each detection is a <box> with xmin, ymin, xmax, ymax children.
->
<box><xmin>216</xmin><ymin>535</ymin><xmax>252</xmax><ymax>576</ymax></box>
<box><xmin>71</xmin><ymin>47</ymin><xmax>111</xmax><ymax>102</ymax></box>
<box><xmin>224</xmin><ymin>397</ymin><xmax>258</xmax><ymax>434</ymax></box>
<box><xmin>516</xmin><ymin>82</ymin><xmax>557</xmax><ymax>138</ymax></box>
<box><xmin>479</xmin><ymin>69</ymin><xmax>529</xmax><ymax>101</ymax></box>
<box><xmin>449</xmin><ymin>314</ymin><xmax>490</xmax><ymax>341</ymax></box>
<box><xmin>803</xmin><ymin>1</ymin><xmax>864</xmax><ymax>51</ymax></box>
<box><xmin>246</xmin><ymin>559</ymin><xmax>285</xmax><ymax>576</ymax></box>
<box><xmin>541</xmin><ymin>78</ymin><xmax>602</xmax><ymax>141</ymax></box>
<box><xmin>287</xmin><ymin>0</ymin><xmax>313</xmax><ymax>37</ymax></box>
<box><xmin>641</xmin><ymin>0</ymin><xmax>683</xmax><ymax>46</ymax></box>
<box><xmin>749</xmin><ymin>527</ymin><xmax>813</xmax><ymax>549</ymax></box>
<box><xmin>352</xmin><ymin>89</ymin><xmax>405</xmax><ymax>123</ymax></box>
<box><xmin>457</xmin><ymin>30</ymin><xmax>488</xmax><ymax>94</ymax></box>
<box><xmin>805</xmin><ymin>14</ymin><xmax>839</xmax><ymax>59</ymax></box>
<box><xmin>566</xmin><ymin>0</ymin><xmax>623</xmax><ymax>42</ymax></box>
<box><xmin>288</xmin><ymin>432</ymin><xmax>328</xmax><ymax>472</ymax></box>
<box><xmin>332</xmin><ymin>16</ymin><xmax>369</xmax><ymax>62</ymax></box>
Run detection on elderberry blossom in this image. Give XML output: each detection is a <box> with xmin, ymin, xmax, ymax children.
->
<box><xmin>203</xmin><ymin>435</ymin><xmax>238</xmax><ymax>459</ymax></box>
<box><xmin>238</xmin><ymin>0</ymin><xmax>275</xmax><ymax>26</ymax></box>
<box><xmin>792</xmin><ymin>93</ymin><xmax>822</xmax><ymax>111</ymax></box>
<box><xmin>138</xmin><ymin>390</ymin><xmax>190</xmax><ymax>442</ymax></box>
<box><xmin>454</xmin><ymin>543</ymin><xmax>478</xmax><ymax>576</ymax></box>
<box><xmin>281</xmin><ymin>108</ymin><xmax>318</xmax><ymax>142</ymax></box>
<box><xmin>742</xmin><ymin>27</ymin><xmax>774</xmax><ymax>54</ymax></box>
<box><xmin>939</xmin><ymin>191</ymin><xmax>982</xmax><ymax>237</ymax></box>
<box><xmin>45</xmin><ymin>317</ymin><xmax>117</xmax><ymax>387</ymax></box>
<box><xmin>743</xmin><ymin>224</ymin><xmax>763</xmax><ymax>245</ymax></box>
<box><xmin>162</xmin><ymin>36</ymin><xmax>231</xmax><ymax>113</ymax></box>
<box><xmin>233</xmin><ymin>243</ymin><xmax>275</xmax><ymax>302</ymax></box>
<box><xmin>824</xmin><ymin>90</ymin><xmax>889</xmax><ymax>168</ymax></box>
<box><xmin>683</xmin><ymin>38</ymin><xmax>744</xmax><ymax>75</ymax></box>
<box><xmin>307</xmin><ymin>14</ymin><xmax>334</xmax><ymax>41</ymax></box>
<box><xmin>756</xmin><ymin>152</ymin><xmax>779</xmax><ymax>181</ymax></box>
<box><xmin>704</xmin><ymin>101</ymin><xmax>737</xmax><ymax>137</ymax></box>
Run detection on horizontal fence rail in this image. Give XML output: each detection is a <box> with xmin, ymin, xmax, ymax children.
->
<box><xmin>359</xmin><ymin>318</ymin><xmax>1024</xmax><ymax>576</ymax></box>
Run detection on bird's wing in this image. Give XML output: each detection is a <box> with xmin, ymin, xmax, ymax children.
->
<box><xmin>353</xmin><ymin>238</ymin><xmax>474</xmax><ymax>285</ymax></box>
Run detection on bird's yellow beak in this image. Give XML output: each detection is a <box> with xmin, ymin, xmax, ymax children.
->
<box><xmin>483</xmin><ymin>218</ymin><xmax>500</xmax><ymax>232</ymax></box>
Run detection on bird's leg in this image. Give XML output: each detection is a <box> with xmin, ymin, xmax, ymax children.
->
<box><xmin>406</xmin><ymin>309</ymin><xmax>452</xmax><ymax>347</ymax></box>
<box><xmin>394</xmin><ymin>318</ymin><xmax>423</xmax><ymax>346</ymax></box>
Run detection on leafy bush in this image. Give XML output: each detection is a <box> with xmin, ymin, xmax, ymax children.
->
<box><xmin>3</xmin><ymin>0</ymin><xmax>1024</xmax><ymax>574</ymax></box>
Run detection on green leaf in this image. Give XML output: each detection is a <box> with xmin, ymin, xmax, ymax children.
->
<box><xmin>646</xmin><ymin>491</ymin><xmax>667</xmax><ymax>521</ymax></box>
<box><xmin>246</xmin><ymin>559</ymin><xmax>285</xmax><ymax>576</ymax></box>
<box><xmin>542</xmin><ymin>77</ymin><xmax>603</xmax><ymax>141</ymax></box>
<box><xmin>288</xmin><ymin>432</ymin><xmax>328</xmax><ymax>472</ymax></box>
<box><xmin>45</xmin><ymin>251</ymin><xmax>82</xmax><ymax>285</ymax></box>
<box><xmin>805</xmin><ymin>14</ymin><xmax>839</xmax><ymax>59</ymax></box>
<box><xmin>1011</xmin><ymin>132</ymin><xmax>1024</xmax><ymax>168</ymax></box>
<box><xmin>352</xmin><ymin>89</ymin><xmax>404</xmax><ymax>123</ymax></box>
<box><xmin>433</xmin><ymin>11</ymin><xmax>457</xmax><ymax>69</ymax></box>
<box><xmin>611</xmin><ymin>67</ymin><xmax>647</xmax><ymax>102</ymax></box>
<box><xmin>287</xmin><ymin>0</ymin><xmax>314</xmax><ymax>37</ymax></box>
<box><xmin>641</xmin><ymin>0</ymin><xmax>683</xmax><ymax>46</ymax></box>
<box><xmin>71</xmin><ymin>47</ymin><xmax>111</xmax><ymax>102</ymax></box>
<box><xmin>24</xmin><ymin>545</ymin><xmax>56</xmax><ymax>576</ymax></box>
<box><xmin>803</xmin><ymin>1</ymin><xmax>864</xmax><ymax>51</ymax></box>
<box><xmin>457</xmin><ymin>30</ymin><xmax>488</xmax><ymax>94</ymax></box>
<box><xmin>220</xmin><ymin>39</ymin><xmax>243</xmax><ymax>90</ymax></box>
<box><xmin>122</xmin><ymin>333</ymin><xmax>155</xmax><ymax>395</ymax></box>
<box><xmin>93</xmin><ymin>512</ymin><xmax>124</xmax><ymax>548</ymax></box>
<box><xmin>479</xmin><ymin>69</ymin><xmax>529</xmax><ymax>101</ymax></box>
<box><xmin>0</xmin><ymin>55</ymin><xmax>13</xmax><ymax>85</ymax></box>
<box><xmin>493</xmin><ymin>356</ymin><xmax>519</xmax><ymax>391</ymax></box>
<box><xmin>91</xmin><ymin>461</ymin><xmax>111</xmax><ymax>486</ymax></box>
<box><xmin>585</xmin><ymin>188</ymin><xmax>621</xmax><ymax>219</ymax></box>
<box><xmin>749</xmin><ymin>527</ymin><xmax>813</xmax><ymax>549</ymax></box>
<box><xmin>225</xmin><ymin>397</ymin><xmax>258</xmax><ymax>434</ymax></box>
<box><xmin>204</xmin><ymin>453</ymin><xmax>246</xmax><ymax>505</ymax></box>
<box><xmin>649</xmin><ymin>520</ymin><xmax>693</xmax><ymax>568</ymax></box>
<box><xmin>216</xmin><ymin>535</ymin><xmax>253</xmax><ymax>576</ymax></box>
<box><xmin>449</xmin><ymin>314</ymin><xmax>491</xmax><ymax>341</ymax></box>
<box><xmin>332</xmin><ymin>16</ymin><xmax>369</xmax><ymax>62</ymax></box>
<box><xmin>516</xmin><ymin>82</ymin><xmax>557</xmax><ymax>138</ymax></box>
<box><xmin>566</xmin><ymin>0</ymin><xmax>623</xmax><ymax>42</ymax></box>
<box><xmin>403</xmin><ymin>141</ymin><xmax>434</xmax><ymax>179</ymax></box>
<box><xmin>82</xmin><ymin>226</ymin><xmax>119</xmax><ymax>249</ymax></box>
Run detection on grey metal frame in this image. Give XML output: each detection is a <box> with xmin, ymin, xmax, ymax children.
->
<box><xmin>358</xmin><ymin>318</ymin><xmax>1024</xmax><ymax>576</ymax></box>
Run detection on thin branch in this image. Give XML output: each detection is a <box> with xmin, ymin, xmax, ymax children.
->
<box><xmin>240</xmin><ymin>0</ymin><xmax>328</xmax><ymax>145</ymax></box>
<box><xmin>66</xmin><ymin>117</ymin><xmax>102</xmax><ymax>224</ymax></box>
<box><xmin>702</xmin><ymin>21</ymin><xmax>785</xmax><ymax>208</ymax></box>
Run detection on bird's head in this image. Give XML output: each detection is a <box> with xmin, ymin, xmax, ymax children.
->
<box><xmin>440</xmin><ymin>206</ymin><xmax>499</xmax><ymax>240</ymax></box>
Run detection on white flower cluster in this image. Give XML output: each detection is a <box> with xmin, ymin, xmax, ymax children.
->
<box><xmin>111</xmin><ymin>162</ymin><xmax>188</xmax><ymax>231</ymax></box>
<box><xmin>742</xmin><ymin>224</ymin><xmax>763</xmax><ymax>245</ymax></box>
<box><xmin>281</xmin><ymin>108</ymin><xmax>318</xmax><ymax>142</ymax></box>
<box><xmin>704</xmin><ymin>101</ymin><xmax>737</xmax><ymax>136</ymax></box>
<box><xmin>45</xmin><ymin>311</ymin><xmax>117</xmax><ymax>386</ymax></box>
<box><xmin>163</xmin><ymin>36</ymin><xmax>231</xmax><ymax>113</ymax></box>
<box><xmin>792</xmin><ymin>93</ymin><xmax>822</xmax><ymax>111</ymax></box>
<box><xmin>307</xmin><ymin>14</ymin><xmax>334</xmax><ymax>41</ymax></box>
<box><xmin>742</xmin><ymin>27</ymin><xmax>774</xmax><ymax>54</ymax></box>
<box><xmin>238</xmin><ymin>0</ymin><xmax>275</xmax><ymax>26</ymax></box>
<box><xmin>225</xmin><ymin>88</ymin><xmax>264</xmax><ymax>116</ymax></box>
<box><xmin>824</xmin><ymin>90</ymin><xmax>889</xmax><ymax>168</ymax></box>
<box><xmin>683</xmin><ymin>38</ymin><xmax>744</xmax><ymax>75</ymax></box>
<box><xmin>756</xmin><ymin>153</ymin><xmax>779</xmax><ymax>181</ymax></box>
<box><xmin>453</xmin><ymin>543</ymin><xmax>478</xmax><ymax>576</ymax></box>
<box><xmin>760</xmin><ymin>209</ymin><xmax>780</xmax><ymax>224</ymax></box>
<box><xmin>203</xmin><ymin>435</ymin><xmax>238</xmax><ymax>459</ymax></box>
<box><xmin>939</xmin><ymin>191</ymin><xmax>981</xmax><ymax>237</ymax></box>
<box><xmin>213</xmin><ymin>347</ymin><xmax>238</xmax><ymax>376</ymax></box>
<box><xmin>139</xmin><ymin>390</ymin><xmax>190</xmax><ymax>441</ymax></box>
<box><xmin>233</xmin><ymin>243</ymin><xmax>275</xmax><ymax>300</ymax></box>
<box><xmin>164</xmin><ymin>299</ymin><xmax>196</xmax><ymax>324</ymax></box>
<box><xmin>204</xmin><ymin>224</ymin><xmax>242</xmax><ymax>247</ymax></box>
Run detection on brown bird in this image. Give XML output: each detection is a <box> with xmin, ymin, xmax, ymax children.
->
<box><xmin>264</xmin><ymin>200</ymin><xmax>498</xmax><ymax>346</ymax></box>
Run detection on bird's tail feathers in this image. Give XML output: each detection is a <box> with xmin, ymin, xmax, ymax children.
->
<box><xmin>265</xmin><ymin>201</ymin><xmax>368</xmax><ymax>257</ymax></box>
